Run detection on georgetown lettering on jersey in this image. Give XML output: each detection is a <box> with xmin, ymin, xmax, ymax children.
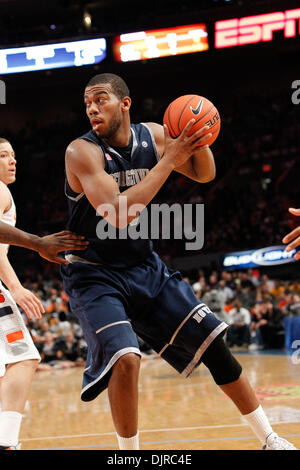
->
<box><xmin>64</xmin><ymin>123</ymin><xmax>160</xmax><ymax>268</ymax></box>
<box><xmin>111</xmin><ymin>168</ymin><xmax>149</xmax><ymax>188</ymax></box>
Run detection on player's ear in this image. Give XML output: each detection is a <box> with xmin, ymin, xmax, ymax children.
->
<box><xmin>121</xmin><ymin>96</ymin><xmax>131</xmax><ymax>112</ymax></box>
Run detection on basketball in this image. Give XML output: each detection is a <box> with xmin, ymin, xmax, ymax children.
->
<box><xmin>163</xmin><ymin>94</ymin><xmax>221</xmax><ymax>147</ymax></box>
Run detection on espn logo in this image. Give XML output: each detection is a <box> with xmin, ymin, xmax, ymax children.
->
<box><xmin>215</xmin><ymin>8</ymin><xmax>300</xmax><ymax>49</ymax></box>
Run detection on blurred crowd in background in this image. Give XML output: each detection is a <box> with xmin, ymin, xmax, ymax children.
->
<box><xmin>20</xmin><ymin>268</ymin><xmax>300</xmax><ymax>370</ymax></box>
<box><xmin>1</xmin><ymin>73</ymin><xmax>299</xmax><ymax>368</ymax></box>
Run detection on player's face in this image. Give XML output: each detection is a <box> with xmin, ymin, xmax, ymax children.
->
<box><xmin>0</xmin><ymin>142</ymin><xmax>16</xmax><ymax>185</ymax></box>
<box><xmin>84</xmin><ymin>83</ymin><xmax>125</xmax><ymax>139</ymax></box>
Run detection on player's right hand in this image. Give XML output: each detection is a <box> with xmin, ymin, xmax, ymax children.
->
<box><xmin>163</xmin><ymin>120</ymin><xmax>212</xmax><ymax>168</ymax></box>
<box><xmin>282</xmin><ymin>208</ymin><xmax>300</xmax><ymax>260</ymax></box>
<box><xmin>36</xmin><ymin>230</ymin><xmax>89</xmax><ymax>265</ymax></box>
<box><xmin>9</xmin><ymin>285</ymin><xmax>45</xmax><ymax>320</ymax></box>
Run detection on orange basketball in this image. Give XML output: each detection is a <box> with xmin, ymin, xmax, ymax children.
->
<box><xmin>163</xmin><ymin>94</ymin><xmax>221</xmax><ymax>147</ymax></box>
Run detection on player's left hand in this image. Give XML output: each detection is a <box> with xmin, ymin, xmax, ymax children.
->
<box><xmin>282</xmin><ymin>208</ymin><xmax>300</xmax><ymax>260</ymax></box>
<box><xmin>9</xmin><ymin>285</ymin><xmax>45</xmax><ymax>320</ymax></box>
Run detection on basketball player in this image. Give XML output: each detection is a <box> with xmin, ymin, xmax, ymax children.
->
<box><xmin>61</xmin><ymin>73</ymin><xmax>296</xmax><ymax>450</ymax></box>
<box><xmin>283</xmin><ymin>208</ymin><xmax>300</xmax><ymax>260</ymax></box>
<box><xmin>0</xmin><ymin>137</ymin><xmax>88</xmax><ymax>450</ymax></box>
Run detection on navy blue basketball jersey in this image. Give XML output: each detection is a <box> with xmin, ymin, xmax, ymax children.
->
<box><xmin>65</xmin><ymin>123</ymin><xmax>160</xmax><ymax>268</ymax></box>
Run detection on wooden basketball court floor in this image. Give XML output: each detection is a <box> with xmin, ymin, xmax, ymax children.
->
<box><xmin>19</xmin><ymin>351</ymin><xmax>300</xmax><ymax>450</ymax></box>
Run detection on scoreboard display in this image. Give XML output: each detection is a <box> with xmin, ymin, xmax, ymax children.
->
<box><xmin>113</xmin><ymin>24</ymin><xmax>209</xmax><ymax>62</ymax></box>
<box><xmin>0</xmin><ymin>38</ymin><xmax>107</xmax><ymax>75</ymax></box>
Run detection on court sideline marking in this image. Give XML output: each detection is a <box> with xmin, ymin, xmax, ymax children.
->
<box><xmin>21</xmin><ymin>420</ymin><xmax>300</xmax><ymax>442</ymax></box>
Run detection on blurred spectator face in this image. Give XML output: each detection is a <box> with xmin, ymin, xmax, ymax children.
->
<box><xmin>199</xmin><ymin>276</ymin><xmax>206</xmax><ymax>288</ymax></box>
<box><xmin>40</xmin><ymin>322</ymin><xmax>49</xmax><ymax>332</ymax></box>
<box><xmin>66</xmin><ymin>332</ymin><xmax>74</xmax><ymax>343</ymax></box>
<box><xmin>260</xmin><ymin>302</ymin><xmax>268</xmax><ymax>314</ymax></box>
<box><xmin>50</xmin><ymin>288</ymin><xmax>58</xmax><ymax>298</ymax></box>
<box><xmin>232</xmin><ymin>298</ymin><xmax>242</xmax><ymax>309</ymax></box>
<box><xmin>44</xmin><ymin>332</ymin><xmax>54</xmax><ymax>344</ymax></box>
<box><xmin>260</xmin><ymin>283</ymin><xmax>268</xmax><ymax>292</ymax></box>
<box><xmin>252</xmin><ymin>303</ymin><xmax>261</xmax><ymax>315</ymax></box>
<box><xmin>209</xmin><ymin>274</ymin><xmax>217</xmax><ymax>285</ymax></box>
<box><xmin>284</xmin><ymin>290</ymin><xmax>292</xmax><ymax>302</ymax></box>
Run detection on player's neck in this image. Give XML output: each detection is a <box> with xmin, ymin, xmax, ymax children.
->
<box><xmin>104</xmin><ymin>121</ymin><xmax>131</xmax><ymax>148</ymax></box>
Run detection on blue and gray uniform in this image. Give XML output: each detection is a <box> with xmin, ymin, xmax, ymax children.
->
<box><xmin>61</xmin><ymin>123</ymin><xmax>227</xmax><ymax>401</ymax></box>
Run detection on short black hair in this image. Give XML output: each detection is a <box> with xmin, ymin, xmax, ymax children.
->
<box><xmin>85</xmin><ymin>73</ymin><xmax>130</xmax><ymax>99</ymax></box>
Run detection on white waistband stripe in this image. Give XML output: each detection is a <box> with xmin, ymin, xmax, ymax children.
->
<box><xmin>95</xmin><ymin>321</ymin><xmax>131</xmax><ymax>335</ymax></box>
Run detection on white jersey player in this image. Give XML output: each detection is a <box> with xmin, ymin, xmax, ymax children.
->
<box><xmin>0</xmin><ymin>138</ymin><xmax>43</xmax><ymax>450</ymax></box>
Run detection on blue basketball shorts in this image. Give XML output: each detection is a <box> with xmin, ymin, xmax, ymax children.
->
<box><xmin>61</xmin><ymin>251</ymin><xmax>228</xmax><ymax>401</ymax></box>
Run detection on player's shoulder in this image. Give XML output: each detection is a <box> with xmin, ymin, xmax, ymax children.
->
<box><xmin>144</xmin><ymin>122</ymin><xmax>163</xmax><ymax>135</ymax></box>
<box><xmin>65</xmin><ymin>138</ymin><xmax>104</xmax><ymax>171</ymax></box>
<box><xmin>66</xmin><ymin>137</ymin><xmax>94</xmax><ymax>153</ymax></box>
<box><xmin>143</xmin><ymin>122</ymin><xmax>164</xmax><ymax>145</ymax></box>
<box><xmin>143</xmin><ymin>122</ymin><xmax>164</xmax><ymax>157</ymax></box>
<box><xmin>0</xmin><ymin>181</ymin><xmax>11</xmax><ymax>210</ymax></box>
<box><xmin>0</xmin><ymin>180</ymin><xmax>10</xmax><ymax>196</ymax></box>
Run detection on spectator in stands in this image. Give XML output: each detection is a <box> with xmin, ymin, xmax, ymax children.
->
<box><xmin>31</xmin><ymin>320</ymin><xmax>57</xmax><ymax>352</ymax></box>
<box><xmin>277</xmin><ymin>289</ymin><xmax>292</xmax><ymax>314</ymax></box>
<box><xmin>56</xmin><ymin>311</ymin><xmax>72</xmax><ymax>337</ymax></box>
<box><xmin>192</xmin><ymin>281</ymin><xmax>202</xmax><ymax>299</ymax></box>
<box><xmin>208</xmin><ymin>272</ymin><xmax>218</xmax><ymax>289</ymax></box>
<box><xmin>286</xmin><ymin>294</ymin><xmax>300</xmax><ymax>316</ymax></box>
<box><xmin>221</xmin><ymin>271</ymin><xmax>236</xmax><ymax>291</ymax></box>
<box><xmin>249</xmin><ymin>303</ymin><xmax>264</xmax><ymax>350</ymax></box>
<box><xmin>39</xmin><ymin>332</ymin><xmax>60</xmax><ymax>363</ymax></box>
<box><xmin>252</xmin><ymin>300</ymin><xmax>284</xmax><ymax>349</ymax></box>
<box><xmin>218</xmin><ymin>279</ymin><xmax>234</xmax><ymax>303</ymax></box>
<box><xmin>256</xmin><ymin>282</ymin><xmax>275</xmax><ymax>303</ymax></box>
<box><xmin>270</xmin><ymin>280</ymin><xmax>286</xmax><ymax>301</ymax></box>
<box><xmin>226</xmin><ymin>298</ymin><xmax>251</xmax><ymax>349</ymax></box>
<box><xmin>55</xmin><ymin>331</ymin><xmax>80</xmax><ymax>362</ymax></box>
<box><xmin>201</xmin><ymin>286</ymin><xmax>228</xmax><ymax>323</ymax></box>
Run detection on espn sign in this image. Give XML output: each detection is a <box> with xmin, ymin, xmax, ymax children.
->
<box><xmin>215</xmin><ymin>8</ymin><xmax>300</xmax><ymax>48</ymax></box>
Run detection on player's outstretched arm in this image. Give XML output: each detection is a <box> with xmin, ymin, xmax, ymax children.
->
<box><xmin>282</xmin><ymin>208</ymin><xmax>300</xmax><ymax>260</ymax></box>
<box><xmin>0</xmin><ymin>222</ymin><xmax>89</xmax><ymax>264</ymax></box>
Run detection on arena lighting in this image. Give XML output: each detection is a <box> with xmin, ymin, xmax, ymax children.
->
<box><xmin>0</xmin><ymin>37</ymin><xmax>106</xmax><ymax>74</ymax></box>
<box><xmin>215</xmin><ymin>8</ymin><xmax>300</xmax><ymax>48</ymax></box>
<box><xmin>83</xmin><ymin>10</ymin><xmax>92</xmax><ymax>29</ymax></box>
<box><xmin>113</xmin><ymin>24</ymin><xmax>209</xmax><ymax>62</ymax></box>
<box><xmin>223</xmin><ymin>246</ymin><xmax>298</xmax><ymax>269</ymax></box>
